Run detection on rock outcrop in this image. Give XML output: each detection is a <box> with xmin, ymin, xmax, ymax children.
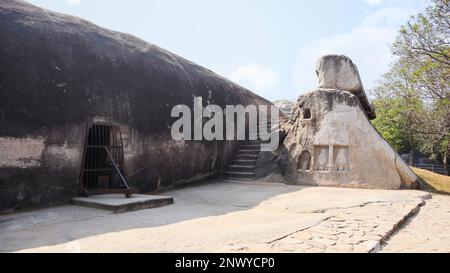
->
<box><xmin>316</xmin><ymin>55</ymin><xmax>376</xmax><ymax>120</ymax></box>
<box><xmin>281</xmin><ymin>55</ymin><xmax>418</xmax><ymax>189</ymax></box>
<box><xmin>0</xmin><ymin>0</ymin><xmax>271</xmax><ymax>212</ymax></box>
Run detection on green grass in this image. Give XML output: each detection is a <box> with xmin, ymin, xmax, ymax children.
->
<box><xmin>412</xmin><ymin>167</ymin><xmax>450</xmax><ymax>194</ymax></box>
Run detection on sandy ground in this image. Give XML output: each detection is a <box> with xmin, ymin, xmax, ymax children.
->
<box><xmin>381</xmin><ymin>194</ymin><xmax>450</xmax><ymax>253</ymax></box>
<box><xmin>0</xmin><ymin>180</ymin><xmax>435</xmax><ymax>253</ymax></box>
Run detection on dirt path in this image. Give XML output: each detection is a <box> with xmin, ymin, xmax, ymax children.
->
<box><xmin>381</xmin><ymin>194</ymin><xmax>450</xmax><ymax>253</ymax></box>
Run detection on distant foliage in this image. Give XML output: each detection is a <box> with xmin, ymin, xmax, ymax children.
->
<box><xmin>371</xmin><ymin>0</ymin><xmax>450</xmax><ymax>163</ymax></box>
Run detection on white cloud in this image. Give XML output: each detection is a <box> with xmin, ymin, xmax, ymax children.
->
<box><xmin>366</xmin><ymin>0</ymin><xmax>383</xmax><ymax>6</ymax></box>
<box><xmin>294</xmin><ymin>7</ymin><xmax>417</xmax><ymax>94</ymax></box>
<box><xmin>230</xmin><ymin>63</ymin><xmax>280</xmax><ymax>99</ymax></box>
<box><xmin>67</xmin><ymin>0</ymin><xmax>81</xmax><ymax>6</ymax></box>
<box><xmin>362</xmin><ymin>6</ymin><xmax>414</xmax><ymax>28</ymax></box>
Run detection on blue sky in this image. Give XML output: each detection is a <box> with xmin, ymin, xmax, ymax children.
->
<box><xmin>27</xmin><ymin>0</ymin><xmax>427</xmax><ymax>101</ymax></box>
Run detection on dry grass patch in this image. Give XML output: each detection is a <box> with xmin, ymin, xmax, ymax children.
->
<box><xmin>412</xmin><ymin>167</ymin><xmax>450</xmax><ymax>194</ymax></box>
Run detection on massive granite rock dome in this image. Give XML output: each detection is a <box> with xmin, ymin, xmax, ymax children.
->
<box><xmin>0</xmin><ymin>0</ymin><xmax>272</xmax><ymax>212</ymax></box>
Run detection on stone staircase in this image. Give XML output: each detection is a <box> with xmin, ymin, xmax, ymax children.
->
<box><xmin>225</xmin><ymin>141</ymin><xmax>261</xmax><ymax>180</ymax></box>
<box><xmin>225</xmin><ymin>121</ymin><xmax>276</xmax><ymax>181</ymax></box>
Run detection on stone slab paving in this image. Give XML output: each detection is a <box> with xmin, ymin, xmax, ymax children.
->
<box><xmin>0</xmin><ymin>180</ymin><xmax>430</xmax><ymax>253</ymax></box>
<box><xmin>71</xmin><ymin>194</ymin><xmax>174</xmax><ymax>213</ymax></box>
<box><xmin>381</xmin><ymin>194</ymin><xmax>450</xmax><ymax>253</ymax></box>
<box><xmin>263</xmin><ymin>200</ymin><xmax>426</xmax><ymax>253</ymax></box>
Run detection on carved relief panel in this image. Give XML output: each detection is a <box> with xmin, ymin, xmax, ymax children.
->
<box><xmin>333</xmin><ymin>146</ymin><xmax>349</xmax><ymax>172</ymax></box>
<box><xmin>297</xmin><ymin>151</ymin><xmax>311</xmax><ymax>171</ymax></box>
<box><xmin>314</xmin><ymin>146</ymin><xmax>329</xmax><ymax>171</ymax></box>
<box><xmin>312</xmin><ymin>145</ymin><xmax>349</xmax><ymax>172</ymax></box>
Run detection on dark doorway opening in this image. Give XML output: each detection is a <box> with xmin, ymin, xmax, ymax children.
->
<box><xmin>303</xmin><ymin>109</ymin><xmax>311</xmax><ymax>119</ymax></box>
<box><xmin>79</xmin><ymin>124</ymin><xmax>133</xmax><ymax>197</ymax></box>
<box><xmin>297</xmin><ymin>151</ymin><xmax>311</xmax><ymax>171</ymax></box>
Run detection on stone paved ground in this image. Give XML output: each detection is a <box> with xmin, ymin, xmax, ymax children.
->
<box><xmin>381</xmin><ymin>194</ymin><xmax>450</xmax><ymax>253</ymax></box>
<box><xmin>263</xmin><ymin>201</ymin><xmax>425</xmax><ymax>253</ymax></box>
<box><xmin>0</xmin><ymin>180</ymin><xmax>433</xmax><ymax>253</ymax></box>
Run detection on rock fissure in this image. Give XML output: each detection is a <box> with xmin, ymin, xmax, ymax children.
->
<box><xmin>266</xmin><ymin>216</ymin><xmax>333</xmax><ymax>244</ymax></box>
<box><xmin>375</xmin><ymin>200</ymin><xmax>427</xmax><ymax>252</ymax></box>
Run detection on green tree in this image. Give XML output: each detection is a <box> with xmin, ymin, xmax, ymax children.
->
<box><xmin>372</xmin><ymin>61</ymin><xmax>425</xmax><ymax>159</ymax></box>
<box><xmin>372</xmin><ymin>0</ymin><xmax>450</xmax><ymax>165</ymax></box>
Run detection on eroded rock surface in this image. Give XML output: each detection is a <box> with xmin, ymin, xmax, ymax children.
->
<box><xmin>316</xmin><ymin>55</ymin><xmax>375</xmax><ymax>119</ymax></box>
<box><xmin>278</xmin><ymin>56</ymin><xmax>418</xmax><ymax>190</ymax></box>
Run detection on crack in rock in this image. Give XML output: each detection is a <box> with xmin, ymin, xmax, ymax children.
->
<box><xmin>375</xmin><ymin>200</ymin><xmax>427</xmax><ymax>253</ymax></box>
<box><xmin>267</xmin><ymin>198</ymin><xmax>428</xmax><ymax>253</ymax></box>
<box><xmin>267</xmin><ymin>216</ymin><xmax>333</xmax><ymax>244</ymax></box>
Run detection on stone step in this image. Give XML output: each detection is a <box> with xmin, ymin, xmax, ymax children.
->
<box><xmin>239</xmin><ymin>138</ymin><xmax>261</xmax><ymax>142</ymax></box>
<box><xmin>235</xmin><ymin>155</ymin><xmax>259</xmax><ymax>159</ymax></box>
<box><xmin>235</xmin><ymin>152</ymin><xmax>259</xmax><ymax>156</ymax></box>
<box><xmin>226</xmin><ymin>177</ymin><xmax>255</xmax><ymax>182</ymax></box>
<box><xmin>225</xmin><ymin>171</ymin><xmax>255</xmax><ymax>179</ymax></box>
<box><xmin>251</xmin><ymin>138</ymin><xmax>274</xmax><ymax>141</ymax></box>
<box><xmin>246</xmin><ymin>141</ymin><xmax>262</xmax><ymax>144</ymax></box>
<box><xmin>228</xmin><ymin>166</ymin><xmax>256</xmax><ymax>172</ymax></box>
<box><xmin>232</xmin><ymin>159</ymin><xmax>258</xmax><ymax>164</ymax></box>
<box><xmin>238</xmin><ymin>149</ymin><xmax>261</xmax><ymax>153</ymax></box>
<box><xmin>228</xmin><ymin>164</ymin><xmax>256</xmax><ymax>169</ymax></box>
<box><xmin>234</xmin><ymin>154</ymin><xmax>259</xmax><ymax>158</ymax></box>
<box><xmin>71</xmin><ymin>194</ymin><xmax>174</xmax><ymax>213</ymax></box>
<box><xmin>240</xmin><ymin>144</ymin><xmax>261</xmax><ymax>148</ymax></box>
<box><xmin>225</xmin><ymin>137</ymin><xmax>264</xmax><ymax>181</ymax></box>
<box><xmin>235</xmin><ymin>151</ymin><xmax>259</xmax><ymax>155</ymax></box>
<box><xmin>248</xmin><ymin>135</ymin><xmax>263</xmax><ymax>139</ymax></box>
<box><xmin>239</xmin><ymin>143</ymin><xmax>261</xmax><ymax>146</ymax></box>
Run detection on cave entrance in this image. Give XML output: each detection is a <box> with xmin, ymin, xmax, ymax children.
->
<box><xmin>78</xmin><ymin>124</ymin><xmax>133</xmax><ymax>198</ymax></box>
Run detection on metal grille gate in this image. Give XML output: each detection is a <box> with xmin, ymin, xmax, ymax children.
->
<box><xmin>78</xmin><ymin>124</ymin><xmax>133</xmax><ymax>197</ymax></box>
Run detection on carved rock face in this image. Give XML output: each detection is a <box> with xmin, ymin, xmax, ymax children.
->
<box><xmin>281</xmin><ymin>89</ymin><xmax>417</xmax><ymax>190</ymax></box>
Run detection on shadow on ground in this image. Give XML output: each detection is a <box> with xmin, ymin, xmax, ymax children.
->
<box><xmin>0</xmin><ymin>180</ymin><xmax>304</xmax><ymax>252</ymax></box>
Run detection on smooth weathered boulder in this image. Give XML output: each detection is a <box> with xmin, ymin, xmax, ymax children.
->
<box><xmin>0</xmin><ymin>0</ymin><xmax>271</xmax><ymax>212</ymax></box>
<box><xmin>316</xmin><ymin>55</ymin><xmax>376</xmax><ymax>119</ymax></box>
